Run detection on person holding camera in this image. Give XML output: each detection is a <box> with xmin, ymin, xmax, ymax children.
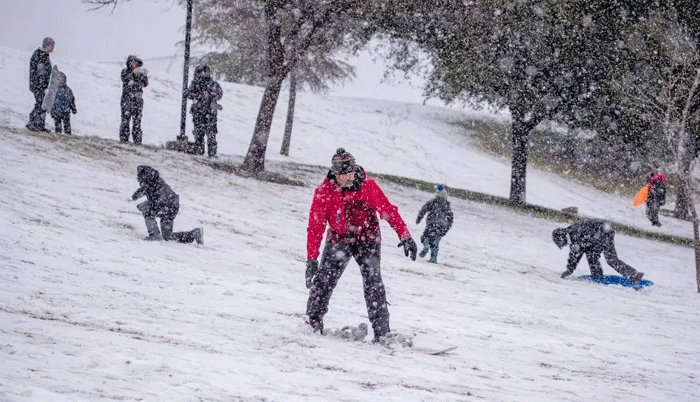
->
<box><xmin>186</xmin><ymin>65</ymin><xmax>223</xmax><ymax>157</ymax></box>
<box><xmin>120</xmin><ymin>55</ymin><xmax>148</xmax><ymax>144</ymax></box>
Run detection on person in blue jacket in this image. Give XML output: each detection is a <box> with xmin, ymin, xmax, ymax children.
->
<box><xmin>50</xmin><ymin>72</ymin><xmax>77</xmax><ymax>134</ymax></box>
<box><xmin>416</xmin><ymin>184</ymin><xmax>454</xmax><ymax>263</ymax></box>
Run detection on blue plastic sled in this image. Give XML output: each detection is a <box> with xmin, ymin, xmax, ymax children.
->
<box><xmin>578</xmin><ymin>275</ymin><xmax>653</xmax><ymax>290</ymax></box>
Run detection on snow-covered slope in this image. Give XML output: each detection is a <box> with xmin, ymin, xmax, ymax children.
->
<box><xmin>0</xmin><ymin>46</ymin><xmax>691</xmax><ymax>236</ymax></box>
<box><xmin>2</xmin><ymin>46</ymin><xmax>699</xmax><ymax>402</ymax></box>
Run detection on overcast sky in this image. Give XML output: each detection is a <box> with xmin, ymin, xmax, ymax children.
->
<box><xmin>0</xmin><ymin>0</ymin><xmax>431</xmax><ymax>103</ymax></box>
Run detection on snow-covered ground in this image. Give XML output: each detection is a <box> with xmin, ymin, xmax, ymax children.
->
<box><xmin>1</xmin><ymin>46</ymin><xmax>699</xmax><ymax>402</ymax></box>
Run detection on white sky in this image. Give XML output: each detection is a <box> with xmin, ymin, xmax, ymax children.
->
<box><xmin>0</xmin><ymin>0</ymin><xmax>429</xmax><ymax>104</ymax></box>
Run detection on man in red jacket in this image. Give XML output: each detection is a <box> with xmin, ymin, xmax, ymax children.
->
<box><xmin>305</xmin><ymin>148</ymin><xmax>417</xmax><ymax>343</ymax></box>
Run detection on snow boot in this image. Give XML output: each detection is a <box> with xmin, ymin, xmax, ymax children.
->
<box><xmin>428</xmin><ymin>248</ymin><xmax>438</xmax><ymax>263</ymax></box>
<box><xmin>373</xmin><ymin>332</ymin><xmax>413</xmax><ymax>348</ymax></box>
<box><xmin>144</xmin><ymin>216</ymin><xmax>161</xmax><ymax>240</ymax></box>
<box><xmin>418</xmin><ymin>241</ymin><xmax>429</xmax><ymax>258</ymax></box>
<box><xmin>193</xmin><ymin>227</ymin><xmax>204</xmax><ymax>245</ymax></box>
<box><xmin>631</xmin><ymin>271</ymin><xmax>644</xmax><ymax>286</ymax></box>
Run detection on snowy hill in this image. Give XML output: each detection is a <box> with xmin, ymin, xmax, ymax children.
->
<box><xmin>2</xmin><ymin>46</ymin><xmax>700</xmax><ymax>402</ymax></box>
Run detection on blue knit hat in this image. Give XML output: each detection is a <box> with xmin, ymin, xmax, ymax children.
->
<box><xmin>435</xmin><ymin>184</ymin><xmax>447</xmax><ymax>198</ymax></box>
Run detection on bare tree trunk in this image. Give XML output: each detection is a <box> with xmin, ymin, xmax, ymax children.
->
<box><xmin>675</xmin><ymin>66</ymin><xmax>700</xmax><ymax>292</ymax></box>
<box><xmin>675</xmin><ymin>179</ymin><xmax>692</xmax><ymax>220</ymax></box>
<box><xmin>509</xmin><ymin>109</ymin><xmax>540</xmax><ymax>205</ymax></box>
<box><xmin>680</xmin><ymin>176</ymin><xmax>700</xmax><ymax>293</ymax></box>
<box><xmin>694</xmin><ymin>217</ymin><xmax>700</xmax><ymax>293</ymax></box>
<box><xmin>280</xmin><ymin>71</ymin><xmax>297</xmax><ymax>157</ymax></box>
<box><xmin>240</xmin><ymin>75</ymin><xmax>285</xmax><ymax>173</ymax></box>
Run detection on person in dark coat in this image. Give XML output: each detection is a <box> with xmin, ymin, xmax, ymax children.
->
<box><xmin>120</xmin><ymin>55</ymin><xmax>149</xmax><ymax>144</ymax></box>
<box><xmin>552</xmin><ymin>219</ymin><xmax>644</xmax><ymax>285</ymax></box>
<box><xmin>645</xmin><ymin>166</ymin><xmax>666</xmax><ymax>227</ymax></box>
<box><xmin>26</xmin><ymin>37</ymin><xmax>54</xmax><ymax>132</ymax></box>
<box><xmin>416</xmin><ymin>184</ymin><xmax>454</xmax><ymax>263</ymax></box>
<box><xmin>305</xmin><ymin>148</ymin><xmax>417</xmax><ymax>343</ymax></box>
<box><xmin>186</xmin><ymin>65</ymin><xmax>223</xmax><ymax>157</ymax></box>
<box><xmin>50</xmin><ymin>72</ymin><xmax>77</xmax><ymax>135</ymax></box>
<box><xmin>131</xmin><ymin>165</ymin><xmax>203</xmax><ymax>244</ymax></box>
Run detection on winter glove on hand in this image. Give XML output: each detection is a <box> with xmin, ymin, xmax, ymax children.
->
<box><xmin>398</xmin><ymin>237</ymin><xmax>417</xmax><ymax>261</ymax></box>
<box><xmin>306</xmin><ymin>259</ymin><xmax>319</xmax><ymax>289</ymax></box>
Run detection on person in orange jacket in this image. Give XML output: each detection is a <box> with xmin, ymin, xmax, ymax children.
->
<box><xmin>305</xmin><ymin>148</ymin><xmax>417</xmax><ymax>343</ymax></box>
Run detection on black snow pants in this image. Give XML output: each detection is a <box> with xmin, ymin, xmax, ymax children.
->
<box><xmin>53</xmin><ymin>113</ymin><xmax>71</xmax><ymax>134</ymax></box>
<box><xmin>564</xmin><ymin>230</ymin><xmax>637</xmax><ymax>280</ymax></box>
<box><xmin>28</xmin><ymin>89</ymin><xmax>47</xmax><ymax>130</ymax></box>
<box><xmin>192</xmin><ymin>109</ymin><xmax>217</xmax><ymax>157</ymax></box>
<box><xmin>646</xmin><ymin>198</ymin><xmax>662</xmax><ymax>226</ymax></box>
<box><xmin>141</xmin><ymin>203</ymin><xmax>198</xmax><ymax>243</ymax></box>
<box><xmin>120</xmin><ymin>97</ymin><xmax>144</xmax><ymax>144</ymax></box>
<box><xmin>306</xmin><ymin>241</ymin><xmax>390</xmax><ymax>339</ymax></box>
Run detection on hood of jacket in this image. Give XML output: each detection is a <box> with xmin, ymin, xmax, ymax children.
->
<box><xmin>137</xmin><ymin>165</ymin><xmax>159</xmax><ymax>186</ymax></box>
<box><xmin>126</xmin><ymin>55</ymin><xmax>143</xmax><ymax>68</ymax></box>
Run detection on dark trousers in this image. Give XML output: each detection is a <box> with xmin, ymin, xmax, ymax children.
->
<box><xmin>420</xmin><ymin>228</ymin><xmax>445</xmax><ymax>261</ymax></box>
<box><xmin>565</xmin><ymin>231</ymin><xmax>637</xmax><ymax>279</ymax></box>
<box><xmin>142</xmin><ymin>207</ymin><xmax>197</xmax><ymax>243</ymax></box>
<box><xmin>306</xmin><ymin>242</ymin><xmax>390</xmax><ymax>339</ymax></box>
<box><xmin>28</xmin><ymin>89</ymin><xmax>47</xmax><ymax>130</ymax></box>
<box><xmin>192</xmin><ymin>112</ymin><xmax>217</xmax><ymax>157</ymax></box>
<box><xmin>646</xmin><ymin>199</ymin><xmax>661</xmax><ymax>226</ymax></box>
<box><xmin>53</xmin><ymin>114</ymin><xmax>71</xmax><ymax>134</ymax></box>
<box><xmin>120</xmin><ymin>98</ymin><xmax>143</xmax><ymax>144</ymax></box>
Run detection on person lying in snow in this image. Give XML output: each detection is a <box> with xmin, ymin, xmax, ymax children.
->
<box><xmin>305</xmin><ymin>148</ymin><xmax>417</xmax><ymax>343</ymax></box>
<box><xmin>131</xmin><ymin>165</ymin><xmax>203</xmax><ymax>245</ymax></box>
<box><xmin>552</xmin><ymin>219</ymin><xmax>643</xmax><ymax>285</ymax></box>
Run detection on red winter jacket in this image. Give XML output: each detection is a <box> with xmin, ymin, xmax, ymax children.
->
<box><xmin>306</xmin><ymin>171</ymin><xmax>411</xmax><ymax>260</ymax></box>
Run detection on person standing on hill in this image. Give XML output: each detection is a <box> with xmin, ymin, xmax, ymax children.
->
<box><xmin>120</xmin><ymin>55</ymin><xmax>148</xmax><ymax>144</ymax></box>
<box><xmin>305</xmin><ymin>148</ymin><xmax>418</xmax><ymax>343</ymax></box>
<box><xmin>646</xmin><ymin>166</ymin><xmax>666</xmax><ymax>227</ymax></box>
<box><xmin>131</xmin><ymin>165</ymin><xmax>203</xmax><ymax>245</ymax></box>
<box><xmin>416</xmin><ymin>184</ymin><xmax>454</xmax><ymax>263</ymax></box>
<box><xmin>186</xmin><ymin>65</ymin><xmax>223</xmax><ymax>158</ymax></box>
<box><xmin>26</xmin><ymin>37</ymin><xmax>54</xmax><ymax>132</ymax></box>
<box><xmin>50</xmin><ymin>72</ymin><xmax>77</xmax><ymax>135</ymax></box>
<box><xmin>552</xmin><ymin>219</ymin><xmax>644</xmax><ymax>285</ymax></box>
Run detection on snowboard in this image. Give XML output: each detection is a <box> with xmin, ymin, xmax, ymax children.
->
<box><xmin>413</xmin><ymin>346</ymin><xmax>458</xmax><ymax>355</ymax></box>
<box><xmin>578</xmin><ymin>274</ymin><xmax>653</xmax><ymax>290</ymax></box>
<box><xmin>632</xmin><ymin>185</ymin><xmax>649</xmax><ymax>206</ymax></box>
<box><xmin>41</xmin><ymin>65</ymin><xmax>60</xmax><ymax>112</ymax></box>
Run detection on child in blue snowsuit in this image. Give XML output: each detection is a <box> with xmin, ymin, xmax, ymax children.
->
<box><xmin>50</xmin><ymin>72</ymin><xmax>77</xmax><ymax>134</ymax></box>
<box><xmin>416</xmin><ymin>184</ymin><xmax>454</xmax><ymax>263</ymax></box>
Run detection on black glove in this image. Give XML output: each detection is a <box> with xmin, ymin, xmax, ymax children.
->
<box><xmin>398</xmin><ymin>237</ymin><xmax>417</xmax><ymax>261</ymax></box>
<box><xmin>306</xmin><ymin>259</ymin><xmax>318</xmax><ymax>289</ymax></box>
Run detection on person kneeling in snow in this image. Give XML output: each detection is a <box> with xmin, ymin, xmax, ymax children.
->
<box><xmin>131</xmin><ymin>165</ymin><xmax>203</xmax><ymax>245</ymax></box>
<box><xmin>552</xmin><ymin>219</ymin><xmax>643</xmax><ymax>285</ymax></box>
<box><xmin>305</xmin><ymin>148</ymin><xmax>417</xmax><ymax>343</ymax></box>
